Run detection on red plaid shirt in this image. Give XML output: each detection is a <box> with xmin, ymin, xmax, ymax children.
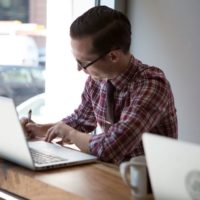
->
<box><xmin>62</xmin><ymin>57</ymin><xmax>178</xmax><ymax>164</ymax></box>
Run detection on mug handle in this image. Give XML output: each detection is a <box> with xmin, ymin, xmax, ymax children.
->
<box><xmin>120</xmin><ymin>160</ymin><xmax>146</xmax><ymax>191</ymax></box>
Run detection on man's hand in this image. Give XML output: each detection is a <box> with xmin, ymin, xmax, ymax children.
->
<box><xmin>45</xmin><ymin>121</ymin><xmax>73</xmax><ymax>144</ymax></box>
<box><xmin>20</xmin><ymin>117</ymin><xmax>54</xmax><ymax>140</ymax></box>
<box><xmin>20</xmin><ymin>117</ymin><xmax>36</xmax><ymax>139</ymax></box>
<box><xmin>45</xmin><ymin>121</ymin><xmax>92</xmax><ymax>153</ymax></box>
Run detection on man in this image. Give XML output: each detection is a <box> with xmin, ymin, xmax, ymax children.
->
<box><xmin>21</xmin><ymin>6</ymin><xmax>178</xmax><ymax>165</ymax></box>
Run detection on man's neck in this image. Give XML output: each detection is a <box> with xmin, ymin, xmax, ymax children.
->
<box><xmin>109</xmin><ymin>52</ymin><xmax>132</xmax><ymax>79</ymax></box>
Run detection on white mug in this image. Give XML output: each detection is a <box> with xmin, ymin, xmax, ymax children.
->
<box><xmin>120</xmin><ymin>156</ymin><xmax>152</xmax><ymax>198</ymax></box>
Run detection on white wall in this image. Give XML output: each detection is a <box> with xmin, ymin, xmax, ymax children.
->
<box><xmin>127</xmin><ymin>0</ymin><xmax>200</xmax><ymax>143</ymax></box>
<box><xmin>45</xmin><ymin>0</ymin><xmax>94</xmax><ymax>122</ymax></box>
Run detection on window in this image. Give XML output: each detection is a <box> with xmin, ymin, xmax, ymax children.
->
<box><xmin>0</xmin><ymin>0</ymin><xmax>29</xmax><ymax>22</ymax></box>
<box><xmin>0</xmin><ymin>0</ymin><xmax>118</xmax><ymax>122</ymax></box>
<box><xmin>2</xmin><ymin>68</ymin><xmax>32</xmax><ymax>84</ymax></box>
<box><xmin>0</xmin><ymin>66</ymin><xmax>45</xmax><ymax>105</ymax></box>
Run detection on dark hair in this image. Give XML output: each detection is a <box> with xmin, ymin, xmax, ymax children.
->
<box><xmin>70</xmin><ymin>6</ymin><xmax>131</xmax><ymax>55</ymax></box>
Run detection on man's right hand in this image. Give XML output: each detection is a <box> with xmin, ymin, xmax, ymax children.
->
<box><xmin>20</xmin><ymin>117</ymin><xmax>50</xmax><ymax>140</ymax></box>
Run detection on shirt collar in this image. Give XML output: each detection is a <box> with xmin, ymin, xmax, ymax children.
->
<box><xmin>110</xmin><ymin>55</ymin><xmax>139</xmax><ymax>91</ymax></box>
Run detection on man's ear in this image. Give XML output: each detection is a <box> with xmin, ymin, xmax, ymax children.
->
<box><xmin>107</xmin><ymin>50</ymin><xmax>121</xmax><ymax>63</ymax></box>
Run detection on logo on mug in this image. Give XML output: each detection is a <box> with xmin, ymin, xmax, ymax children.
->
<box><xmin>185</xmin><ymin>170</ymin><xmax>200</xmax><ymax>200</ymax></box>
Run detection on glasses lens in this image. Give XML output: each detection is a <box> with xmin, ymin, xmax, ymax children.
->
<box><xmin>77</xmin><ymin>50</ymin><xmax>112</xmax><ymax>70</ymax></box>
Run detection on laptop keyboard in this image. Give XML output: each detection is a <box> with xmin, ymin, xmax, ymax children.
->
<box><xmin>30</xmin><ymin>148</ymin><xmax>66</xmax><ymax>164</ymax></box>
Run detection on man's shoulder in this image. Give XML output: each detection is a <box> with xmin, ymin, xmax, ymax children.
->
<box><xmin>130</xmin><ymin>57</ymin><xmax>165</xmax><ymax>79</ymax></box>
<box><xmin>134</xmin><ymin>61</ymin><xmax>167</xmax><ymax>81</ymax></box>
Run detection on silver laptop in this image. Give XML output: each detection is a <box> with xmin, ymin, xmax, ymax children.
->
<box><xmin>142</xmin><ymin>133</ymin><xmax>200</xmax><ymax>200</ymax></box>
<box><xmin>0</xmin><ymin>96</ymin><xmax>97</xmax><ymax>171</ymax></box>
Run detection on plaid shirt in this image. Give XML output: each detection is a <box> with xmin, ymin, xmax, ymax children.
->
<box><xmin>62</xmin><ymin>57</ymin><xmax>178</xmax><ymax>164</ymax></box>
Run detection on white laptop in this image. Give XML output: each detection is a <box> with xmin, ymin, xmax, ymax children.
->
<box><xmin>0</xmin><ymin>96</ymin><xmax>97</xmax><ymax>171</ymax></box>
<box><xmin>142</xmin><ymin>133</ymin><xmax>200</xmax><ymax>200</ymax></box>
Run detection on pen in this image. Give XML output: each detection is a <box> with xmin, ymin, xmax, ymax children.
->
<box><xmin>104</xmin><ymin>120</ymin><xmax>111</xmax><ymax>125</ymax></box>
<box><xmin>28</xmin><ymin>109</ymin><xmax>32</xmax><ymax>122</ymax></box>
<box><xmin>99</xmin><ymin>119</ymin><xmax>112</xmax><ymax>125</ymax></box>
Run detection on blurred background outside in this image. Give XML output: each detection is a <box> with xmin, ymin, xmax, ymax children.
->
<box><xmin>0</xmin><ymin>0</ymin><xmax>114</xmax><ymax>123</ymax></box>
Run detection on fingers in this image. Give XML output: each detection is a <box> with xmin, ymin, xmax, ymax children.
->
<box><xmin>20</xmin><ymin>117</ymin><xmax>34</xmax><ymax>124</ymax></box>
<box><xmin>26</xmin><ymin>131</ymin><xmax>35</xmax><ymax>140</ymax></box>
<box><xmin>20</xmin><ymin>117</ymin><xmax>29</xmax><ymax>127</ymax></box>
<box><xmin>20</xmin><ymin>117</ymin><xmax>33</xmax><ymax>139</ymax></box>
<box><xmin>20</xmin><ymin>117</ymin><xmax>35</xmax><ymax>131</ymax></box>
<box><xmin>55</xmin><ymin>139</ymin><xmax>63</xmax><ymax>146</ymax></box>
<box><xmin>45</xmin><ymin>122</ymin><xmax>68</xmax><ymax>143</ymax></box>
<box><xmin>25</xmin><ymin>123</ymin><xmax>36</xmax><ymax>139</ymax></box>
<box><xmin>45</xmin><ymin>127</ymin><xmax>57</xmax><ymax>143</ymax></box>
<box><xmin>55</xmin><ymin>138</ymin><xmax>72</xmax><ymax>146</ymax></box>
<box><xmin>26</xmin><ymin>123</ymin><xmax>47</xmax><ymax>139</ymax></box>
<box><xmin>21</xmin><ymin>120</ymin><xmax>41</xmax><ymax>140</ymax></box>
<box><xmin>45</xmin><ymin>122</ymin><xmax>71</xmax><ymax>145</ymax></box>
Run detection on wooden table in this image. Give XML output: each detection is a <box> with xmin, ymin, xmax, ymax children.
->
<box><xmin>0</xmin><ymin>160</ymin><xmax>154</xmax><ymax>200</ymax></box>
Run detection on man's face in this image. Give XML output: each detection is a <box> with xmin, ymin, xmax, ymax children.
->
<box><xmin>71</xmin><ymin>36</ymin><xmax>113</xmax><ymax>81</ymax></box>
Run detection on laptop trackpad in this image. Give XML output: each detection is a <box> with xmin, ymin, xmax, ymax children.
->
<box><xmin>28</xmin><ymin>140</ymin><xmax>93</xmax><ymax>161</ymax></box>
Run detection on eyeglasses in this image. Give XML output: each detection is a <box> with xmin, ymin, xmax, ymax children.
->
<box><xmin>76</xmin><ymin>51</ymin><xmax>109</xmax><ymax>70</ymax></box>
